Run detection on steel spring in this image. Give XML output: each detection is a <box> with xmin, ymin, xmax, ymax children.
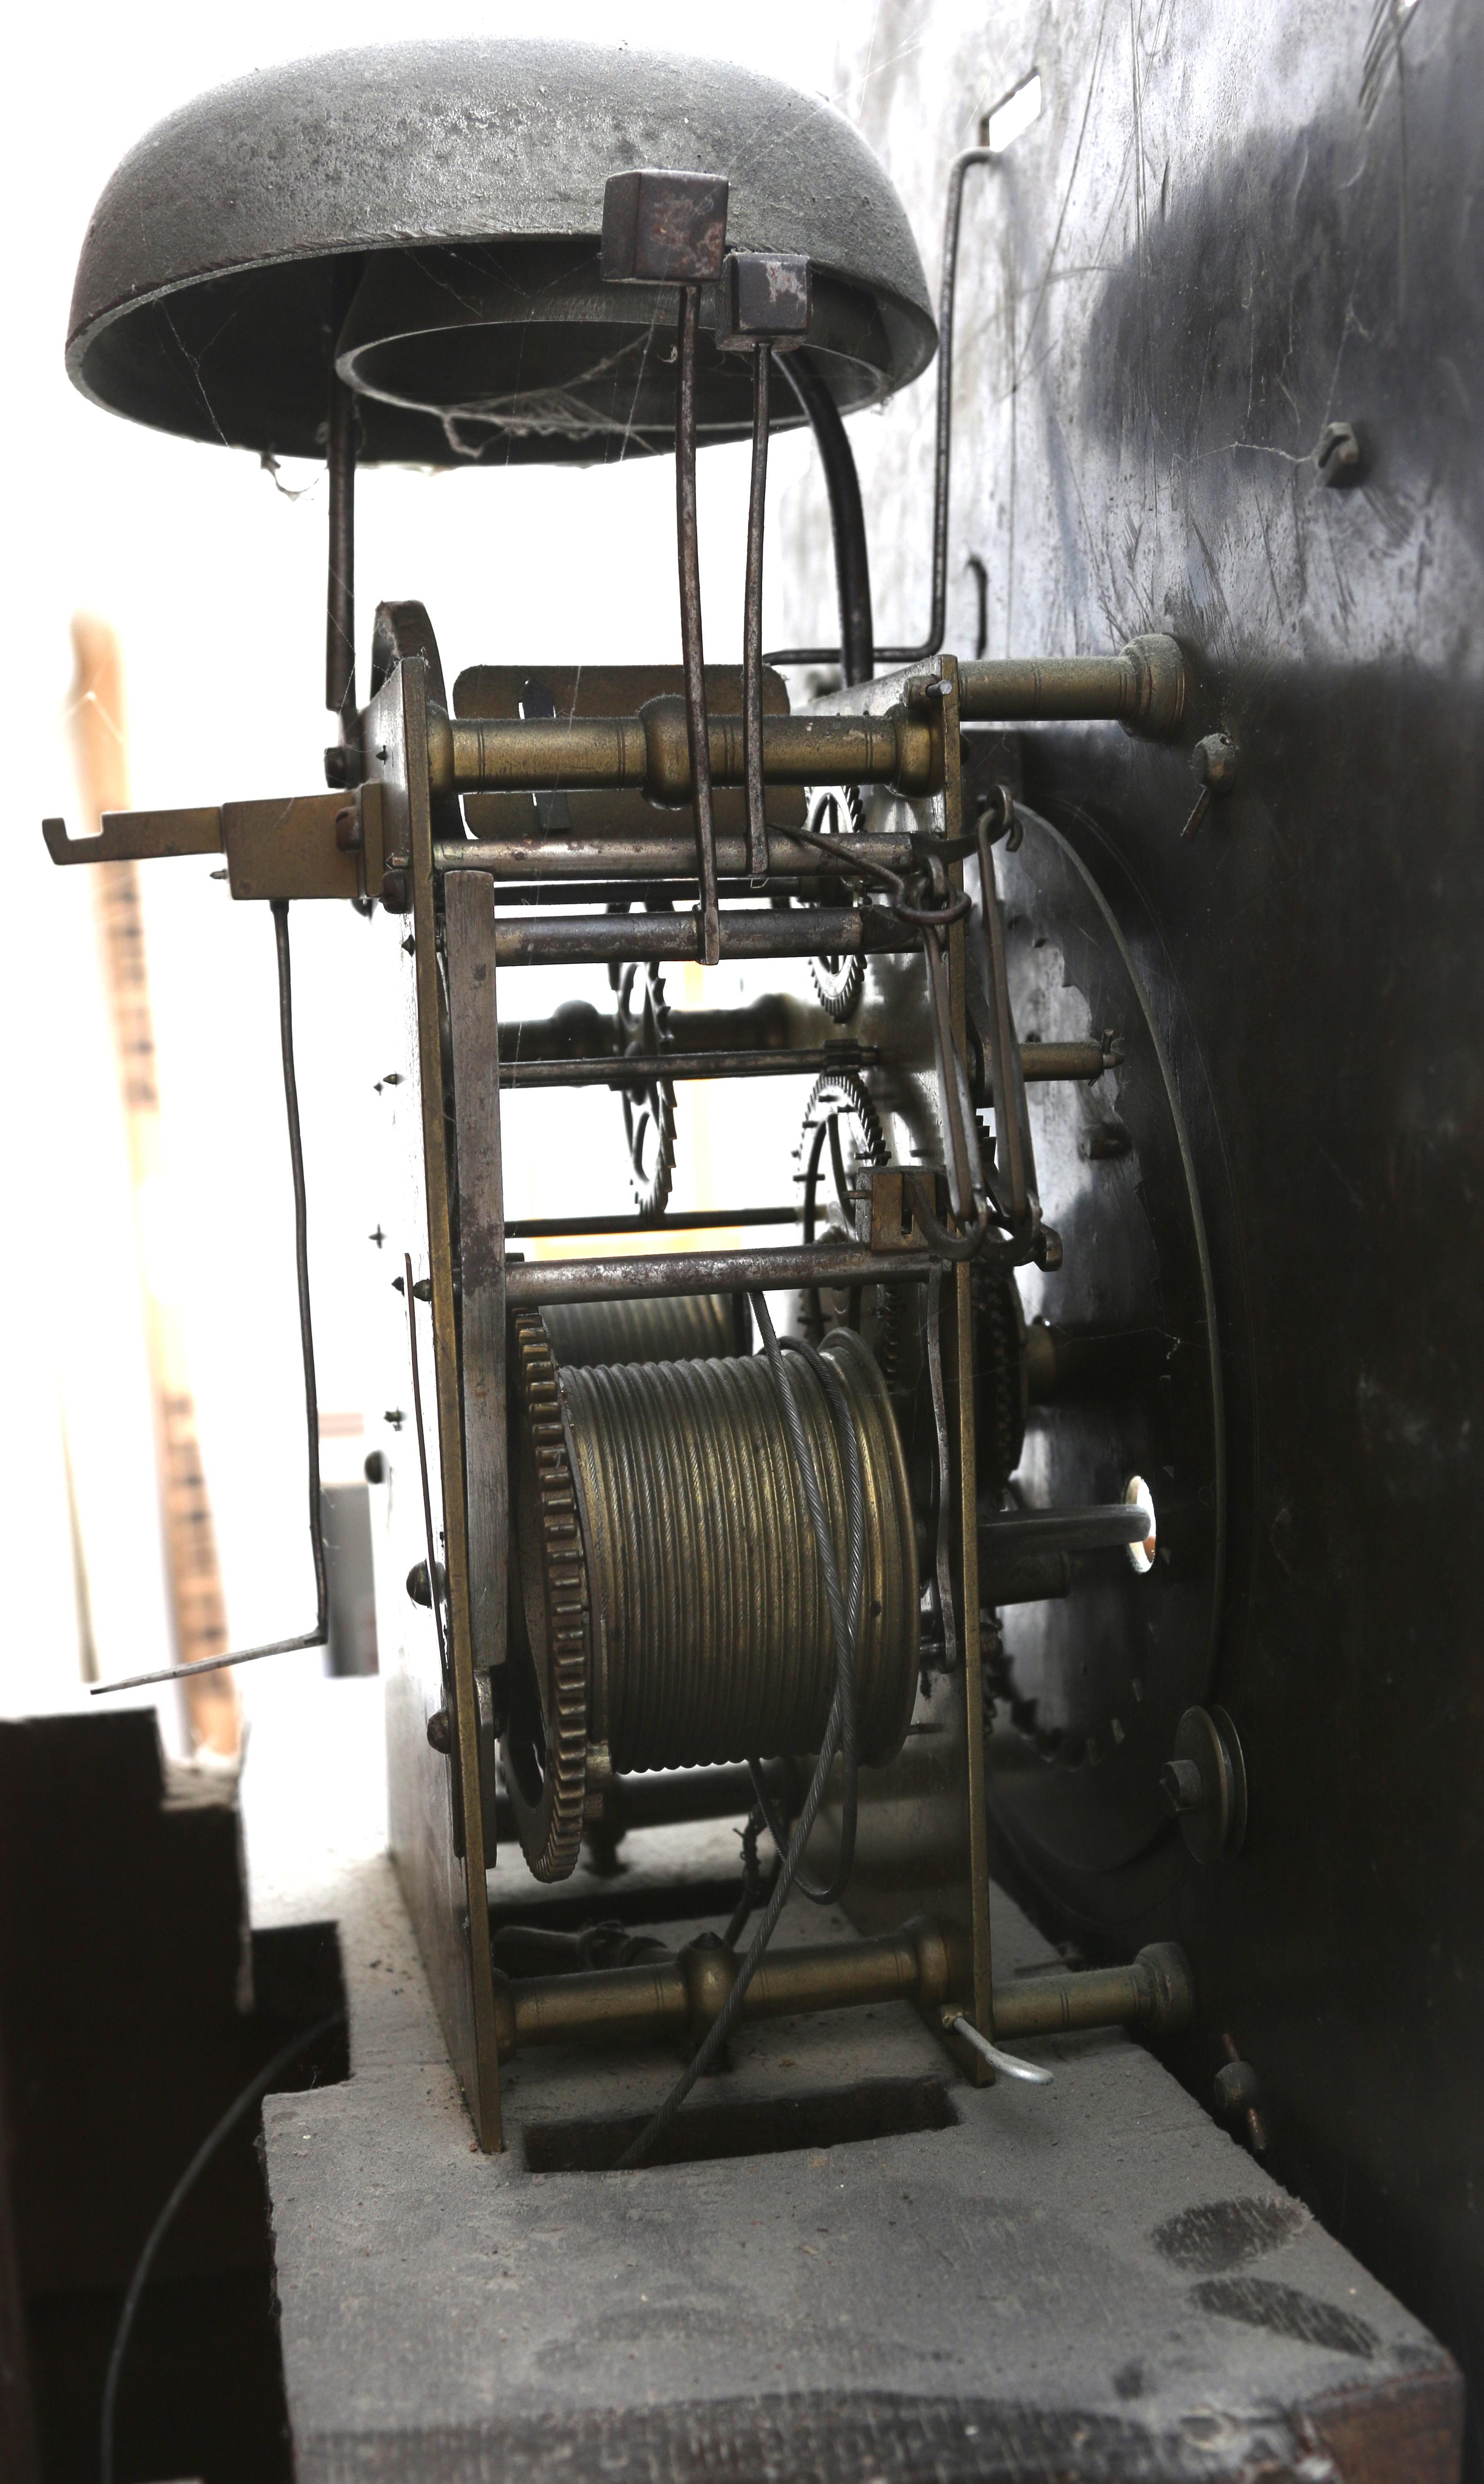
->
<box><xmin>561</xmin><ymin>1329</ymin><xmax>917</xmax><ymax>1775</ymax></box>
<box><xmin>543</xmin><ymin>1291</ymin><xmax>750</xmax><ymax>1369</ymax></box>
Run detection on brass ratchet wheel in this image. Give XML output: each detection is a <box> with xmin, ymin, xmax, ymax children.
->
<box><xmin>503</xmin><ymin>1309</ymin><xmax>591</xmax><ymax>1882</ymax></box>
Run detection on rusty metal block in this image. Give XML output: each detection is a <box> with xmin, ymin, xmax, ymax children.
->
<box><xmin>600</xmin><ymin>168</ymin><xmax>729</xmax><ymax>285</ymax></box>
<box><xmin>716</xmin><ymin>250</ymin><xmax>812</xmax><ymax>350</ymax></box>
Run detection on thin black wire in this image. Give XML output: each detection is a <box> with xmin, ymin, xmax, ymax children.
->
<box><xmin>770</xmin><ymin>352</ymin><xmax>875</xmax><ymax>682</ymax></box>
<box><xmin>92</xmin><ymin>901</ymin><xmax>328</xmax><ymax>1697</ymax></box>
<box><xmin>99</xmin><ymin>2006</ymin><xmax>346</xmax><ymax>2484</ymax></box>
<box><xmin>615</xmin><ymin>1296</ymin><xmax>864</xmax><ymax>2171</ymax></box>
<box><xmin>275</xmin><ymin>901</ymin><xmax>329</xmax><ymax>1639</ymax></box>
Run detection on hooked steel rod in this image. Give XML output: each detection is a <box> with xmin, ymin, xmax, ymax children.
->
<box><xmin>767</xmin><ymin>147</ymin><xmax>995</xmax><ymax>670</ymax></box>
<box><xmin>324</xmin><ymin>251</ymin><xmax>364</xmax><ymax>779</ymax></box>
<box><xmin>325</xmin><ymin>378</ymin><xmax>357</xmax><ymax>766</ymax></box>
<box><xmin>439</xmin><ymin>879</ymin><xmax>887</xmax><ymax>909</ymax></box>
<box><xmin>676</xmin><ymin>285</ymin><xmax>720</xmax><ymax>964</ymax></box>
<box><xmin>981</xmin><ymin>1502</ymin><xmax>1151</xmax><ymax>1560</ymax></box>
<box><xmin>434</xmin><ymin>832</ymin><xmax>920</xmax><ymax>881</ymax></box>
<box><xmin>497</xmin><ymin>1007</ymin><xmax>1104</xmax><ymax>1091</ymax></box>
<box><xmin>501</xmin><ymin>1046</ymin><xmax>876</xmax><ymax>1090</ymax></box>
<box><xmin>491</xmin><ymin>909</ymin><xmax>916</xmax><ymax>968</ymax></box>
<box><xmin>505</xmin><ymin>1206</ymin><xmax>798</xmax><ymax>1238</ymax></box>
<box><xmin>743</xmin><ymin>345</ymin><xmax>770</xmax><ymax>876</ymax></box>
<box><xmin>503</xmin><ymin>1242</ymin><xmax>934</xmax><ymax>1307</ymax></box>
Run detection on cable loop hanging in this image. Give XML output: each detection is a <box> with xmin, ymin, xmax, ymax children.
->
<box><xmin>615</xmin><ymin>1292</ymin><xmax>868</xmax><ymax>2171</ymax></box>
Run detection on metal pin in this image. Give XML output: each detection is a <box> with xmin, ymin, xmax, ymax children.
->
<box><xmin>675</xmin><ymin>287</ymin><xmax>720</xmax><ymax>964</ymax></box>
<box><xmin>1178</xmin><ymin>785</ymin><xmax>1212</xmax><ymax>843</ymax></box>
<box><xmin>1180</xmin><ymin>733</ymin><xmax>1238</xmax><ymax>841</ymax></box>
<box><xmin>945</xmin><ymin>2011</ymin><xmax>1054</xmax><ymax>2085</ymax></box>
<box><xmin>743</xmin><ymin>345</ymin><xmax>770</xmax><ymax>882</ymax></box>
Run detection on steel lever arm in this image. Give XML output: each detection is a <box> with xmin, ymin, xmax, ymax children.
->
<box><xmin>44</xmin><ymin>807</ymin><xmax>223</xmax><ymax>865</ymax></box>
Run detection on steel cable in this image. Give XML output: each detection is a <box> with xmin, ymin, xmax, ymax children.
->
<box><xmin>542</xmin><ymin>1290</ymin><xmax>746</xmax><ymax>1368</ymax></box>
<box><xmin>615</xmin><ymin>1295</ymin><xmax>866</xmax><ymax>2171</ymax></box>
<box><xmin>559</xmin><ymin>1336</ymin><xmax>910</xmax><ymax>1772</ymax></box>
<box><xmin>99</xmin><ymin>2008</ymin><xmax>345</xmax><ymax>2484</ymax></box>
<box><xmin>745</xmin><ymin>1326</ymin><xmax>864</xmax><ymax>1907</ymax></box>
<box><xmin>91</xmin><ymin>899</ymin><xmax>328</xmax><ymax>1696</ymax></box>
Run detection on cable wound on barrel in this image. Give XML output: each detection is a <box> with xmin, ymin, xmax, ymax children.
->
<box><xmin>562</xmin><ymin>1329</ymin><xmax>917</xmax><ymax>1776</ymax></box>
<box><xmin>542</xmin><ymin>1291</ymin><xmax>750</xmax><ymax>1370</ymax></box>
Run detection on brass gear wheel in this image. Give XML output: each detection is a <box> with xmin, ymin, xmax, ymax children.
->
<box><xmin>504</xmin><ymin>1308</ymin><xmax>590</xmax><ymax>1882</ymax></box>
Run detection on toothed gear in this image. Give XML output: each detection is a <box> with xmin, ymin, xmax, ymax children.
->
<box><xmin>805</xmin><ymin>786</ymin><xmax>867</xmax><ymax>1021</ymax></box>
<box><xmin>796</xmin><ymin>1066</ymin><xmax>908</xmax><ymax>1385</ymax></box>
<box><xmin>800</xmin><ymin>1066</ymin><xmax>888</xmax><ymax>1184</ymax></box>
<box><xmin>503</xmin><ymin>1309</ymin><xmax>590</xmax><ymax>1882</ymax></box>
<box><xmin>972</xmin><ymin>1269</ymin><xmax>1029</xmax><ymax>1490</ymax></box>
<box><xmin>617</xmin><ymin>959</ymin><xmax>676</xmax><ymax>1220</ymax></box>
